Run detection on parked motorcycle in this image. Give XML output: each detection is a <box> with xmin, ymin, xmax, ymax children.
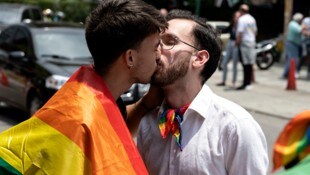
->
<box><xmin>255</xmin><ymin>38</ymin><xmax>281</xmax><ymax>70</ymax></box>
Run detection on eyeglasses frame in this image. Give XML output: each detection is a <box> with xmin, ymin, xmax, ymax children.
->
<box><xmin>160</xmin><ymin>34</ymin><xmax>200</xmax><ymax>51</ymax></box>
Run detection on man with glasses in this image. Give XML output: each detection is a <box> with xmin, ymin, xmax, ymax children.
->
<box><xmin>137</xmin><ymin>9</ymin><xmax>268</xmax><ymax>175</ymax></box>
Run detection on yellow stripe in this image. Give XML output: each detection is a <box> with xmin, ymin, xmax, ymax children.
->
<box><xmin>0</xmin><ymin>117</ymin><xmax>91</xmax><ymax>174</ymax></box>
<box><xmin>274</xmin><ymin>143</ymin><xmax>298</xmax><ymax>165</ymax></box>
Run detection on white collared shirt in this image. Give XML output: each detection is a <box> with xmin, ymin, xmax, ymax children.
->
<box><xmin>137</xmin><ymin>85</ymin><xmax>268</xmax><ymax>175</ymax></box>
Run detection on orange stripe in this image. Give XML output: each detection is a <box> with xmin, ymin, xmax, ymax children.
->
<box><xmin>35</xmin><ymin>83</ymin><xmax>136</xmax><ymax>173</ymax></box>
<box><xmin>67</xmin><ymin>66</ymin><xmax>147</xmax><ymax>174</ymax></box>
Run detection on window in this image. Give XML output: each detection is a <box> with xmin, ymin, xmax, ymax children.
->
<box><xmin>12</xmin><ymin>29</ymin><xmax>29</xmax><ymax>53</ymax></box>
<box><xmin>0</xmin><ymin>27</ymin><xmax>17</xmax><ymax>51</ymax></box>
<box><xmin>32</xmin><ymin>9</ymin><xmax>43</xmax><ymax>21</ymax></box>
<box><xmin>22</xmin><ymin>10</ymin><xmax>31</xmax><ymax>21</ymax></box>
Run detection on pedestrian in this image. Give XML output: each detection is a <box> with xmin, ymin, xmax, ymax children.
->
<box><xmin>137</xmin><ymin>9</ymin><xmax>268</xmax><ymax>175</ymax></box>
<box><xmin>217</xmin><ymin>11</ymin><xmax>241</xmax><ymax>87</ymax></box>
<box><xmin>297</xmin><ymin>10</ymin><xmax>310</xmax><ymax>79</ymax></box>
<box><xmin>159</xmin><ymin>8</ymin><xmax>168</xmax><ymax>17</ymax></box>
<box><xmin>42</xmin><ymin>8</ymin><xmax>53</xmax><ymax>22</ymax></box>
<box><xmin>282</xmin><ymin>12</ymin><xmax>304</xmax><ymax>79</ymax></box>
<box><xmin>235</xmin><ymin>4</ymin><xmax>257</xmax><ymax>90</ymax></box>
<box><xmin>0</xmin><ymin>0</ymin><xmax>167</xmax><ymax>174</ymax></box>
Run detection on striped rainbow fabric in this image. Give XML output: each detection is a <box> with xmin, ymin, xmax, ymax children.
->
<box><xmin>0</xmin><ymin>66</ymin><xmax>147</xmax><ymax>175</ymax></box>
<box><xmin>158</xmin><ymin>103</ymin><xmax>189</xmax><ymax>151</ymax></box>
<box><xmin>273</xmin><ymin>110</ymin><xmax>310</xmax><ymax>171</ymax></box>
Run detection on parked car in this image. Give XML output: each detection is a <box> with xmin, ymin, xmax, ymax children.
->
<box><xmin>0</xmin><ymin>3</ymin><xmax>43</xmax><ymax>33</ymax></box>
<box><xmin>0</xmin><ymin>22</ymin><xmax>92</xmax><ymax>116</ymax></box>
<box><xmin>0</xmin><ymin>22</ymin><xmax>149</xmax><ymax>116</ymax></box>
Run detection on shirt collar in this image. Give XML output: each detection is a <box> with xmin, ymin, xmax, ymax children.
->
<box><xmin>158</xmin><ymin>84</ymin><xmax>213</xmax><ymax>121</ymax></box>
<box><xmin>186</xmin><ymin>84</ymin><xmax>213</xmax><ymax>120</ymax></box>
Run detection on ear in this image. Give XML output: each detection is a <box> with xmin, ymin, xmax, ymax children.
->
<box><xmin>192</xmin><ymin>50</ymin><xmax>209</xmax><ymax>68</ymax></box>
<box><xmin>124</xmin><ymin>50</ymin><xmax>135</xmax><ymax>69</ymax></box>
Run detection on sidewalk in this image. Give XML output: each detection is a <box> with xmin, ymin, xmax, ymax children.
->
<box><xmin>207</xmin><ymin>62</ymin><xmax>310</xmax><ymax>119</ymax></box>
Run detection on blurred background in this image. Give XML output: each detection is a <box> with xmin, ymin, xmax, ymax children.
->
<box><xmin>0</xmin><ymin>0</ymin><xmax>309</xmax><ymax>42</ymax></box>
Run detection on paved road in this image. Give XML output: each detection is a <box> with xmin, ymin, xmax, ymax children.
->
<box><xmin>207</xmin><ymin>62</ymin><xmax>310</xmax><ymax>119</ymax></box>
<box><xmin>253</xmin><ymin>111</ymin><xmax>289</xmax><ymax>174</ymax></box>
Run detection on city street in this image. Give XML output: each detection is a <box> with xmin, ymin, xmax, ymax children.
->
<box><xmin>0</xmin><ymin>61</ymin><xmax>309</xmax><ymax>174</ymax></box>
<box><xmin>208</xmin><ymin>61</ymin><xmax>310</xmax><ymax>173</ymax></box>
<box><xmin>208</xmin><ymin>61</ymin><xmax>310</xmax><ymax>120</ymax></box>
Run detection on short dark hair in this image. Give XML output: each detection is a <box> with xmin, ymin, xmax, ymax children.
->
<box><xmin>85</xmin><ymin>0</ymin><xmax>167</xmax><ymax>72</ymax></box>
<box><xmin>166</xmin><ymin>9</ymin><xmax>222</xmax><ymax>84</ymax></box>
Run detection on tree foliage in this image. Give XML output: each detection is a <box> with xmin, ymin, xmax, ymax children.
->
<box><xmin>0</xmin><ymin>0</ymin><xmax>98</xmax><ymax>23</ymax></box>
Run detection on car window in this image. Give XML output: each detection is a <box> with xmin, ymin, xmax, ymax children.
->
<box><xmin>34</xmin><ymin>29</ymin><xmax>91</xmax><ymax>60</ymax></box>
<box><xmin>12</xmin><ymin>29</ymin><xmax>30</xmax><ymax>53</ymax></box>
<box><xmin>0</xmin><ymin>27</ymin><xmax>16</xmax><ymax>43</ymax></box>
<box><xmin>32</xmin><ymin>9</ymin><xmax>43</xmax><ymax>21</ymax></box>
<box><xmin>0</xmin><ymin>27</ymin><xmax>17</xmax><ymax>50</ymax></box>
<box><xmin>22</xmin><ymin>10</ymin><xmax>31</xmax><ymax>21</ymax></box>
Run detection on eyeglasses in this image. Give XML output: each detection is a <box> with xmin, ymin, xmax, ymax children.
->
<box><xmin>160</xmin><ymin>34</ymin><xmax>200</xmax><ymax>51</ymax></box>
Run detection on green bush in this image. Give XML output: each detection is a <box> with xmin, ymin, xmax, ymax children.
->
<box><xmin>0</xmin><ymin>0</ymin><xmax>98</xmax><ymax>23</ymax></box>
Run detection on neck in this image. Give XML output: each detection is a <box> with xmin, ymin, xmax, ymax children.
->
<box><xmin>163</xmin><ymin>76</ymin><xmax>202</xmax><ymax>109</ymax></box>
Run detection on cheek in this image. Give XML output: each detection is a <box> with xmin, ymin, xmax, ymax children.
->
<box><xmin>139</xmin><ymin>53</ymin><xmax>157</xmax><ymax>70</ymax></box>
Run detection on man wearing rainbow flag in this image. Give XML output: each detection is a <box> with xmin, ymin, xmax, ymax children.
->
<box><xmin>137</xmin><ymin>9</ymin><xmax>269</xmax><ymax>175</ymax></box>
<box><xmin>0</xmin><ymin>0</ymin><xmax>167</xmax><ymax>174</ymax></box>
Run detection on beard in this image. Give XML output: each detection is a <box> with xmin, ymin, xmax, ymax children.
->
<box><xmin>151</xmin><ymin>56</ymin><xmax>190</xmax><ymax>87</ymax></box>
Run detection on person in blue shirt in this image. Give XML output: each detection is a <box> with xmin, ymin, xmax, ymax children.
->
<box><xmin>282</xmin><ymin>13</ymin><xmax>304</xmax><ymax>79</ymax></box>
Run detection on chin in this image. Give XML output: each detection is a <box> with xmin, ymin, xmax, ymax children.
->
<box><xmin>140</xmin><ymin>75</ymin><xmax>152</xmax><ymax>84</ymax></box>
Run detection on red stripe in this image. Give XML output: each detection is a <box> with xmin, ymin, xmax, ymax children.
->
<box><xmin>69</xmin><ymin>66</ymin><xmax>147</xmax><ymax>174</ymax></box>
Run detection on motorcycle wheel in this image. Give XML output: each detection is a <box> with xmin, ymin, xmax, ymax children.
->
<box><xmin>256</xmin><ymin>52</ymin><xmax>274</xmax><ymax>70</ymax></box>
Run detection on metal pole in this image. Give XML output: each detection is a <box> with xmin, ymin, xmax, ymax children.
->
<box><xmin>284</xmin><ymin>0</ymin><xmax>293</xmax><ymax>35</ymax></box>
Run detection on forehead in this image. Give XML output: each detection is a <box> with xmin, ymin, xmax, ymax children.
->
<box><xmin>138</xmin><ymin>32</ymin><xmax>159</xmax><ymax>49</ymax></box>
<box><xmin>166</xmin><ymin>19</ymin><xmax>195</xmax><ymax>39</ymax></box>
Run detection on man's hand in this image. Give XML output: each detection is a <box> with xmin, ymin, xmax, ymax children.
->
<box><xmin>126</xmin><ymin>85</ymin><xmax>164</xmax><ymax>136</ymax></box>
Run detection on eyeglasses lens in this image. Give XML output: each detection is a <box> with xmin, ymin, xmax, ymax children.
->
<box><xmin>160</xmin><ymin>35</ymin><xmax>177</xmax><ymax>50</ymax></box>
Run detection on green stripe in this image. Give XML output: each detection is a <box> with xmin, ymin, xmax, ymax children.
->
<box><xmin>0</xmin><ymin>157</ymin><xmax>21</xmax><ymax>175</ymax></box>
<box><xmin>296</xmin><ymin>127</ymin><xmax>310</xmax><ymax>153</ymax></box>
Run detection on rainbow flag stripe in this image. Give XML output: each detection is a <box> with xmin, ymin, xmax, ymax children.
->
<box><xmin>0</xmin><ymin>66</ymin><xmax>147</xmax><ymax>175</ymax></box>
<box><xmin>273</xmin><ymin>110</ymin><xmax>310</xmax><ymax>171</ymax></box>
<box><xmin>158</xmin><ymin>103</ymin><xmax>189</xmax><ymax>151</ymax></box>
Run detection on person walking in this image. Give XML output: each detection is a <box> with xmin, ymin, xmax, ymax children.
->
<box><xmin>0</xmin><ymin>0</ymin><xmax>167</xmax><ymax>174</ymax></box>
<box><xmin>235</xmin><ymin>4</ymin><xmax>257</xmax><ymax>90</ymax></box>
<box><xmin>217</xmin><ymin>11</ymin><xmax>241</xmax><ymax>87</ymax></box>
<box><xmin>282</xmin><ymin>12</ymin><xmax>304</xmax><ymax>79</ymax></box>
<box><xmin>298</xmin><ymin>11</ymin><xmax>310</xmax><ymax>79</ymax></box>
<box><xmin>137</xmin><ymin>9</ymin><xmax>268</xmax><ymax>175</ymax></box>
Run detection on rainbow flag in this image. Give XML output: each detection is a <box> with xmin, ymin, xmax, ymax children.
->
<box><xmin>0</xmin><ymin>66</ymin><xmax>147</xmax><ymax>175</ymax></box>
<box><xmin>158</xmin><ymin>103</ymin><xmax>189</xmax><ymax>151</ymax></box>
<box><xmin>275</xmin><ymin>155</ymin><xmax>310</xmax><ymax>175</ymax></box>
<box><xmin>273</xmin><ymin>110</ymin><xmax>310</xmax><ymax>171</ymax></box>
